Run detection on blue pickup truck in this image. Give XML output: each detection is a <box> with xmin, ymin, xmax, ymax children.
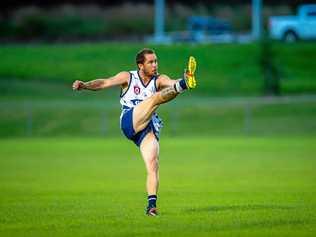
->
<box><xmin>269</xmin><ymin>4</ymin><xmax>316</xmax><ymax>42</ymax></box>
<box><xmin>169</xmin><ymin>16</ymin><xmax>232</xmax><ymax>43</ymax></box>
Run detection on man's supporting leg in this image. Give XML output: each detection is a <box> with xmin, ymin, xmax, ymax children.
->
<box><xmin>140</xmin><ymin>132</ymin><xmax>159</xmax><ymax>215</ymax></box>
<box><xmin>133</xmin><ymin>85</ymin><xmax>179</xmax><ymax>133</ymax></box>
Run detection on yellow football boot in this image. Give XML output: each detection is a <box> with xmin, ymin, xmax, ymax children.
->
<box><xmin>184</xmin><ymin>56</ymin><xmax>197</xmax><ymax>89</ymax></box>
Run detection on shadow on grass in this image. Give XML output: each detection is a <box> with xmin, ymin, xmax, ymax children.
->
<box><xmin>184</xmin><ymin>204</ymin><xmax>310</xmax><ymax>231</ymax></box>
<box><xmin>213</xmin><ymin>219</ymin><xmax>308</xmax><ymax>231</ymax></box>
<box><xmin>186</xmin><ymin>204</ymin><xmax>296</xmax><ymax>213</ymax></box>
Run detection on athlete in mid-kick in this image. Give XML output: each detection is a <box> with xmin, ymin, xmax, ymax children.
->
<box><xmin>72</xmin><ymin>48</ymin><xmax>197</xmax><ymax>216</ymax></box>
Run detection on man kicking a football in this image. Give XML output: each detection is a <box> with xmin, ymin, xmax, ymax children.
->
<box><xmin>72</xmin><ymin>48</ymin><xmax>197</xmax><ymax>216</ymax></box>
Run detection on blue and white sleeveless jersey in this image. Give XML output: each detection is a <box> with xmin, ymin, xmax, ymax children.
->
<box><xmin>120</xmin><ymin>70</ymin><xmax>158</xmax><ymax>108</ymax></box>
<box><xmin>119</xmin><ymin>70</ymin><xmax>163</xmax><ymax>136</ymax></box>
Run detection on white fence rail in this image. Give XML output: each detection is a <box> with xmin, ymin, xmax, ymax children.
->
<box><xmin>1</xmin><ymin>95</ymin><xmax>316</xmax><ymax>137</ymax></box>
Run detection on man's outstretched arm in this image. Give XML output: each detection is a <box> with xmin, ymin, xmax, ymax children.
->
<box><xmin>72</xmin><ymin>71</ymin><xmax>129</xmax><ymax>91</ymax></box>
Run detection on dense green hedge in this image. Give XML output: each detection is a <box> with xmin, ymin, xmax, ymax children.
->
<box><xmin>0</xmin><ymin>42</ymin><xmax>316</xmax><ymax>96</ymax></box>
<box><xmin>0</xmin><ymin>16</ymin><xmax>154</xmax><ymax>41</ymax></box>
<box><xmin>0</xmin><ymin>5</ymin><xmax>155</xmax><ymax>41</ymax></box>
<box><xmin>0</xmin><ymin>4</ymin><xmax>293</xmax><ymax>41</ymax></box>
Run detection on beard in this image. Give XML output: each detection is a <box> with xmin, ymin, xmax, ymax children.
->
<box><xmin>144</xmin><ymin>68</ymin><xmax>158</xmax><ymax>77</ymax></box>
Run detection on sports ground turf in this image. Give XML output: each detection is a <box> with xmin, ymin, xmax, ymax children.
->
<box><xmin>0</xmin><ymin>137</ymin><xmax>315</xmax><ymax>237</ymax></box>
<box><xmin>1</xmin><ymin>42</ymin><xmax>315</xmax><ymax>236</ymax></box>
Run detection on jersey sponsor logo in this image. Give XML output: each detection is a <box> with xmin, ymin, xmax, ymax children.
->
<box><xmin>131</xmin><ymin>99</ymin><xmax>142</xmax><ymax>105</ymax></box>
<box><xmin>134</xmin><ymin>85</ymin><xmax>141</xmax><ymax>95</ymax></box>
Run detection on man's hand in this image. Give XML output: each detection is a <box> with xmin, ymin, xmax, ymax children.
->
<box><xmin>72</xmin><ymin>80</ymin><xmax>86</xmax><ymax>90</ymax></box>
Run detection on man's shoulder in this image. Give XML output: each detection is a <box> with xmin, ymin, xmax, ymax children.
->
<box><xmin>157</xmin><ymin>74</ymin><xmax>172</xmax><ymax>81</ymax></box>
<box><xmin>115</xmin><ymin>71</ymin><xmax>131</xmax><ymax>82</ymax></box>
<box><xmin>112</xmin><ymin>71</ymin><xmax>131</xmax><ymax>88</ymax></box>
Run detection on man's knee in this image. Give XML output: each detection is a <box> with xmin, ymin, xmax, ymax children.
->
<box><xmin>147</xmin><ymin>157</ymin><xmax>159</xmax><ymax>174</ymax></box>
<box><xmin>148</xmin><ymin>93</ymin><xmax>161</xmax><ymax>106</ymax></box>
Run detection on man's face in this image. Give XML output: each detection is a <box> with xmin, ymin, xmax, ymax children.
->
<box><xmin>139</xmin><ymin>53</ymin><xmax>158</xmax><ymax>76</ymax></box>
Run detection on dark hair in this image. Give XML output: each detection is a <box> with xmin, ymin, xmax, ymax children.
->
<box><xmin>136</xmin><ymin>48</ymin><xmax>155</xmax><ymax>66</ymax></box>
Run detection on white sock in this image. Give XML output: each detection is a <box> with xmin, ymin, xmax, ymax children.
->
<box><xmin>174</xmin><ymin>79</ymin><xmax>187</xmax><ymax>93</ymax></box>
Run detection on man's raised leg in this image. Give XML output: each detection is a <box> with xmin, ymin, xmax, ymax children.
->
<box><xmin>132</xmin><ymin>86</ymin><xmax>178</xmax><ymax>133</ymax></box>
<box><xmin>133</xmin><ymin>56</ymin><xmax>197</xmax><ymax>133</ymax></box>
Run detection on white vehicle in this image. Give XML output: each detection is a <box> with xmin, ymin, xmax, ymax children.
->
<box><xmin>269</xmin><ymin>4</ymin><xmax>316</xmax><ymax>42</ymax></box>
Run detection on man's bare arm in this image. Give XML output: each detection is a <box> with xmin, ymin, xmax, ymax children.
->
<box><xmin>72</xmin><ymin>71</ymin><xmax>129</xmax><ymax>91</ymax></box>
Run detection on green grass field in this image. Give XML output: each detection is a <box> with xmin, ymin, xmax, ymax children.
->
<box><xmin>1</xmin><ymin>42</ymin><xmax>315</xmax><ymax>236</ymax></box>
<box><xmin>0</xmin><ymin>137</ymin><xmax>315</xmax><ymax>237</ymax></box>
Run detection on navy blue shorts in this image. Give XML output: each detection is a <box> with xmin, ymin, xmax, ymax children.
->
<box><xmin>120</xmin><ymin>108</ymin><xmax>160</xmax><ymax>147</ymax></box>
